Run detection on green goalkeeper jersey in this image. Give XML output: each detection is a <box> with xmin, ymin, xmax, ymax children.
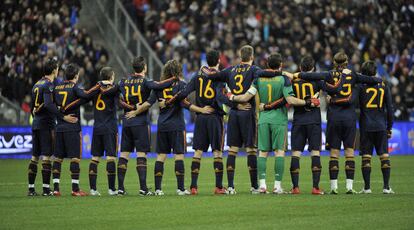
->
<box><xmin>254</xmin><ymin>75</ymin><xmax>294</xmax><ymax>125</ymax></box>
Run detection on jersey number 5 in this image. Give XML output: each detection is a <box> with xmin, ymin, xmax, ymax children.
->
<box><xmin>198</xmin><ymin>78</ymin><xmax>215</xmax><ymax>99</ymax></box>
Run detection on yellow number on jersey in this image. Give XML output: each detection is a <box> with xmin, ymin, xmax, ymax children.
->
<box><xmin>233</xmin><ymin>74</ymin><xmax>244</xmax><ymax>94</ymax></box>
<box><xmin>95</xmin><ymin>94</ymin><xmax>106</xmax><ymax>111</ymax></box>
<box><xmin>340</xmin><ymin>83</ymin><xmax>352</xmax><ymax>96</ymax></box>
<box><xmin>124</xmin><ymin>85</ymin><xmax>143</xmax><ymax>104</ymax></box>
<box><xmin>163</xmin><ymin>88</ymin><xmax>173</xmax><ymax>99</ymax></box>
<box><xmin>58</xmin><ymin>91</ymin><xmax>68</xmax><ymax>107</ymax></box>
<box><xmin>198</xmin><ymin>78</ymin><xmax>215</xmax><ymax>99</ymax></box>
<box><xmin>33</xmin><ymin>87</ymin><xmax>40</xmax><ymax>106</ymax></box>
<box><xmin>293</xmin><ymin>82</ymin><xmax>314</xmax><ymax>99</ymax></box>
<box><xmin>366</xmin><ymin>87</ymin><xmax>384</xmax><ymax>108</ymax></box>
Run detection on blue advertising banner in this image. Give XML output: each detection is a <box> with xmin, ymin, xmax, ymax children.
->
<box><xmin>1</xmin><ymin>122</ymin><xmax>413</xmax><ymax>158</ymax></box>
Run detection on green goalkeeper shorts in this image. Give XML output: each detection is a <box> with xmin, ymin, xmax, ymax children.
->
<box><xmin>258</xmin><ymin>123</ymin><xmax>287</xmax><ymax>152</ymax></box>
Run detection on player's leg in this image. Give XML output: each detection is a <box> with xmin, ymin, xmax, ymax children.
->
<box><xmin>290</xmin><ymin>124</ymin><xmax>306</xmax><ymax>194</ymax></box>
<box><xmin>359</xmin><ymin>131</ymin><xmax>374</xmax><ymax>193</ymax></box>
<box><xmin>104</xmin><ymin>133</ymin><xmax>117</xmax><ymax>195</ymax></box>
<box><xmin>52</xmin><ymin>132</ymin><xmax>65</xmax><ymax>195</ymax></box>
<box><xmin>211</xmin><ymin>115</ymin><xmax>225</xmax><ymax>194</ymax></box>
<box><xmin>213</xmin><ymin>150</ymin><xmax>225</xmax><ymax>194</ymax></box>
<box><xmin>309</xmin><ymin>124</ymin><xmax>323</xmax><ymax>194</ymax></box>
<box><xmin>154</xmin><ymin>131</ymin><xmax>169</xmax><ymax>195</ymax></box>
<box><xmin>190</xmin><ymin>150</ymin><xmax>202</xmax><ymax>194</ymax></box>
<box><xmin>118</xmin><ymin>126</ymin><xmax>132</xmax><ymax>195</ymax></box>
<box><xmin>257</xmin><ymin>123</ymin><xmax>271</xmax><ymax>193</ymax></box>
<box><xmin>89</xmin><ymin>132</ymin><xmax>103</xmax><ymax>195</ymax></box>
<box><xmin>190</xmin><ymin>115</ymin><xmax>208</xmax><ymax>194</ymax></box>
<box><xmin>40</xmin><ymin>129</ymin><xmax>54</xmax><ymax>196</ymax></box>
<box><xmin>134</xmin><ymin>125</ymin><xmax>151</xmax><ymax>195</ymax></box>
<box><xmin>69</xmin><ymin>131</ymin><xmax>87</xmax><ymax>196</ymax></box>
<box><xmin>272</xmin><ymin>124</ymin><xmax>287</xmax><ymax>194</ymax></box>
<box><xmin>226</xmin><ymin>111</ymin><xmax>241</xmax><ymax>193</ymax></box>
<box><xmin>326</xmin><ymin>120</ymin><xmax>341</xmax><ymax>194</ymax></box>
<box><xmin>28</xmin><ymin>130</ymin><xmax>40</xmax><ymax>196</ymax></box>
<box><xmin>343</xmin><ymin>120</ymin><xmax>357</xmax><ymax>194</ymax></box>
<box><xmin>241</xmin><ymin>111</ymin><xmax>259</xmax><ymax>191</ymax></box>
<box><xmin>376</xmin><ymin>131</ymin><xmax>393</xmax><ymax>194</ymax></box>
<box><xmin>173</xmin><ymin>131</ymin><xmax>189</xmax><ymax>195</ymax></box>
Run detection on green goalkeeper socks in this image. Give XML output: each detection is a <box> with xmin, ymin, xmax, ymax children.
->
<box><xmin>258</xmin><ymin>157</ymin><xmax>267</xmax><ymax>180</ymax></box>
<box><xmin>275</xmin><ymin>157</ymin><xmax>284</xmax><ymax>181</ymax></box>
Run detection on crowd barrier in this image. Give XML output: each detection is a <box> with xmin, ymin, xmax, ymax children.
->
<box><xmin>1</xmin><ymin>122</ymin><xmax>413</xmax><ymax>158</ymax></box>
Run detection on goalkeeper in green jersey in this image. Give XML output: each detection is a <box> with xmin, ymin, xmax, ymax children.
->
<box><xmin>227</xmin><ymin>53</ymin><xmax>319</xmax><ymax>194</ymax></box>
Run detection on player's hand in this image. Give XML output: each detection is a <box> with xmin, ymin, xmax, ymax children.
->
<box><xmin>259</xmin><ymin>103</ymin><xmax>265</xmax><ymax>111</ymax></box>
<box><xmin>387</xmin><ymin>129</ymin><xmax>392</xmax><ymax>139</ymax></box>
<box><xmin>283</xmin><ymin>71</ymin><xmax>294</xmax><ymax>79</ymax></box>
<box><xmin>226</xmin><ymin>92</ymin><xmax>234</xmax><ymax>101</ymax></box>
<box><xmin>342</xmin><ymin>68</ymin><xmax>352</xmax><ymax>75</ymax></box>
<box><xmin>304</xmin><ymin>96</ymin><xmax>320</xmax><ymax>109</ymax></box>
<box><xmin>100</xmin><ymin>80</ymin><xmax>111</xmax><ymax>85</ymax></box>
<box><xmin>200</xmin><ymin>106</ymin><xmax>215</xmax><ymax>114</ymax></box>
<box><xmin>237</xmin><ymin>102</ymin><xmax>252</xmax><ymax>111</ymax></box>
<box><xmin>125</xmin><ymin>110</ymin><xmax>138</xmax><ymax>119</ymax></box>
<box><xmin>63</xmin><ymin>114</ymin><xmax>78</xmax><ymax>123</ymax></box>
<box><xmin>159</xmin><ymin>98</ymin><xmax>166</xmax><ymax>109</ymax></box>
<box><xmin>292</xmin><ymin>72</ymin><xmax>300</xmax><ymax>79</ymax></box>
<box><xmin>326</xmin><ymin>95</ymin><xmax>332</xmax><ymax>104</ymax></box>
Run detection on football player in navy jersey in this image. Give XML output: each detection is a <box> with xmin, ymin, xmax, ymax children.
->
<box><xmin>28</xmin><ymin>58</ymin><xmax>77</xmax><ymax>196</ymax></box>
<box><xmin>116</xmin><ymin>56</ymin><xmax>177</xmax><ymax>196</ymax></box>
<box><xmin>52</xmin><ymin>64</ymin><xmax>101</xmax><ymax>196</ymax></box>
<box><xmin>357</xmin><ymin>61</ymin><xmax>394</xmax><ymax>194</ymax></box>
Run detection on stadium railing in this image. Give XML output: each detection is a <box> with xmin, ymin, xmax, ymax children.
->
<box><xmin>81</xmin><ymin>0</ymin><xmax>163</xmax><ymax>80</ymax></box>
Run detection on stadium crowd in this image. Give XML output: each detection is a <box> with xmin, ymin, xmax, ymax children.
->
<box><xmin>0</xmin><ymin>0</ymin><xmax>109</xmax><ymax>119</ymax></box>
<box><xmin>127</xmin><ymin>0</ymin><xmax>414</xmax><ymax>120</ymax></box>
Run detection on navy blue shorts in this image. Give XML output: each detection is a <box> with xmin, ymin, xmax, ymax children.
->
<box><xmin>227</xmin><ymin>110</ymin><xmax>257</xmax><ymax>148</ymax></box>
<box><xmin>193</xmin><ymin>114</ymin><xmax>224</xmax><ymax>152</ymax></box>
<box><xmin>91</xmin><ymin>132</ymin><xmax>118</xmax><ymax>157</ymax></box>
<box><xmin>120</xmin><ymin>125</ymin><xmax>150</xmax><ymax>153</ymax></box>
<box><xmin>326</xmin><ymin>120</ymin><xmax>356</xmax><ymax>150</ymax></box>
<box><xmin>359</xmin><ymin>131</ymin><xmax>388</xmax><ymax>155</ymax></box>
<box><xmin>54</xmin><ymin>131</ymin><xmax>82</xmax><ymax>159</ymax></box>
<box><xmin>156</xmin><ymin>130</ymin><xmax>186</xmax><ymax>154</ymax></box>
<box><xmin>32</xmin><ymin>129</ymin><xmax>55</xmax><ymax>157</ymax></box>
<box><xmin>291</xmin><ymin>123</ymin><xmax>322</xmax><ymax>152</ymax></box>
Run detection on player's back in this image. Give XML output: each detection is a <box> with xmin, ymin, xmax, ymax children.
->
<box><xmin>118</xmin><ymin>75</ymin><xmax>153</xmax><ymax>127</ymax></box>
<box><xmin>92</xmin><ymin>83</ymin><xmax>118</xmax><ymax>134</ymax></box>
<box><xmin>255</xmin><ymin>75</ymin><xmax>290</xmax><ymax>125</ymax></box>
<box><xmin>227</xmin><ymin>63</ymin><xmax>260</xmax><ymax>109</ymax></box>
<box><xmin>31</xmin><ymin>77</ymin><xmax>56</xmax><ymax>130</ymax></box>
<box><xmin>359</xmin><ymin>82</ymin><xmax>392</xmax><ymax>132</ymax></box>
<box><xmin>292</xmin><ymin>78</ymin><xmax>323</xmax><ymax>125</ymax></box>
<box><xmin>155</xmin><ymin>80</ymin><xmax>187</xmax><ymax>132</ymax></box>
<box><xmin>54</xmin><ymin>81</ymin><xmax>82</xmax><ymax>132</ymax></box>
<box><xmin>194</xmin><ymin>71</ymin><xmax>228</xmax><ymax>116</ymax></box>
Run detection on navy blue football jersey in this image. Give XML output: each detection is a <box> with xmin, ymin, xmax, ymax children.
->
<box><xmin>92</xmin><ymin>82</ymin><xmax>119</xmax><ymax>135</ymax></box>
<box><xmin>150</xmin><ymin>80</ymin><xmax>190</xmax><ymax>132</ymax></box>
<box><xmin>358</xmin><ymin>82</ymin><xmax>393</xmax><ymax>132</ymax></box>
<box><xmin>31</xmin><ymin>77</ymin><xmax>61</xmax><ymax>130</ymax></box>
<box><xmin>300</xmin><ymin>70</ymin><xmax>382</xmax><ymax>121</ymax></box>
<box><xmin>118</xmin><ymin>74</ymin><xmax>176</xmax><ymax>127</ymax></box>
<box><xmin>172</xmin><ymin>67</ymin><xmax>234</xmax><ymax>116</ymax></box>
<box><xmin>54</xmin><ymin>81</ymin><xmax>100</xmax><ymax>132</ymax></box>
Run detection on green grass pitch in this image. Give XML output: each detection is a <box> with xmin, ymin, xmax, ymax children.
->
<box><xmin>0</xmin><ymin>155</ymin><xmax>413</xmax><ymax>229</ymax></box>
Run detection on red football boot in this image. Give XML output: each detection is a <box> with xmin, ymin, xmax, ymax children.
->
<box><xmin>53</xmin><ymin>191</ymin><xmax>61</xmax><ymax>197</ymax></box>
<box><xmin>71</xmin><ymin>190</ymin><xmax>88</xmax><ymax>196</ymax></box>
<box><xmin>214</xmin><ymin>187</ymin><xmax>227</xmax><ymax>194</ymax></box>
<box><xmin>312</xmin><ymin>187</ymin><xmax>324</xmax><ymax>195</ymax></box>
<box><xmin>191</xmin><ymin>187</ymin><xmax>198</xmax><ymax>195</ymax></box>
<box><xmin>290</xmin><ymin>187</ymin><xmax>300</xmax><ymax>194</ymax></box>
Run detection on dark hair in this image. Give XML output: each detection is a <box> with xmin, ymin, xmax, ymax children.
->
<box><xmin>333</xmin><ymin>52</ymin><xmax>348</xmax><ymax>70</ymax></box>
<box><xmin>162</xmin><ymin>60</ymin><xmax>182</xmax><ymax>81</ymax></box>
<box><xmin>132</xmin><ymin>56</ymin><xmax>146</xmax><ymax>73</ymax></box>
<box><xmin>65</xmin><ymin>63</ymin><xmax>80</xmax><ymax>80</ymax></box>
<box><xmin>267</xmin><ymin>53</ymin><xmax>283</xmax><ymax>70</ymax></box>
<box><xmin>240</xmin><ymin>45</ymin><xmax>254</xmax><ymax>62</ymax></box>
<box><xmin>100</xmin><ymin>66</ymin><xmax>114</xmax><ymax>80</ymax></box>
<box><xmin>206</xmin><ymin>50</ymin><xmax>220</xmax><ymax>67</ymax></box>
<box><xmin>361</xmin><ymin>61</ymin><xmax>377</xmax><ymax>76</ymax></box>
<box><xmin>300</xmin><ymin>55</ymin><xmax>315</xmax><ymax>72</ymax></box>
<box><xmin>43</xmin><ymin>58</ymin><xmax>58</xmax><ymax>75</ymax></box>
